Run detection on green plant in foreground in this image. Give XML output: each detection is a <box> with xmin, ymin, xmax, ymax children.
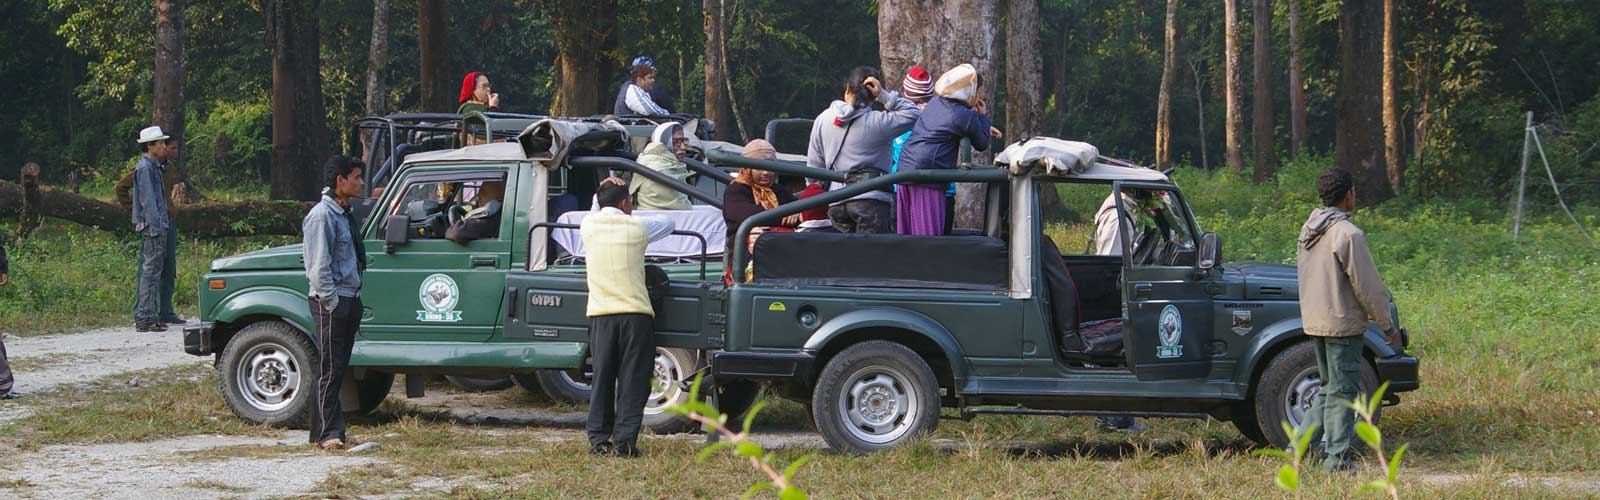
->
<box><xmin>664</xmin><ymin>375</ymin><xmax>815</xmax><ymax>500</ymax></box>
<box><xmin>1253</xmin><ymin>421</ymin><xmax>1318</xmax><ymax>495</ymax></box>
<box><xmin>1351</xmin><ymin>381</ymin><xmax>1408</xmax><ymax>500</ymax></box>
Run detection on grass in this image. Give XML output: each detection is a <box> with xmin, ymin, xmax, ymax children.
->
<box><xmin>181</xmin><ymin>480</ymin><xmax>252</xmax><ymax>493</ymax></box>
<box><xmin>0</xmin><ymin>220</ymin><xmax>293</xmax><ymax>336</ymax></box>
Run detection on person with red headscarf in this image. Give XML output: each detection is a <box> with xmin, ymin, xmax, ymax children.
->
<box><xmin>457</xmin><ymin>72</ymin><xmax>500</xmax><ymax>115</ymax></box>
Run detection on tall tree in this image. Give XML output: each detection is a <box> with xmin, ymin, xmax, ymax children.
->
<box><xmin>362</xmin><ymin>0</ymin><xmax>390</xmax><ymax>165</ymax></box>
<box><xmin>1287</xmin><ymin>0</ymin><xmax>1307</xmax><ymax>156</ymax></box>
<box><xmin>266</xmin><ymin>0</ymin><xmax>330</xmax><ymax>201</ymax></box>
<box><xmin>418</xmin><ymin>0</ymin><xmax>450</xmax><ymax>112</ymax></box>
<box><xmin>703</xmin><ymin>0</ymin><xmax>734</xmax><ymax>141</ymax></box>
<box><xmin>1223</xmin><ymin>0</ymin><xmax>1245</xmax><ymax>171</ymax></box>
<box><xmin>879</xmin><ymin>0</ymin><xmax>999</xmax><ymax>230</ymax></box>
<box><xmin>1336</xmin><ymin>0</ymin><xmax>1392</xmax><ymax>204</ymax></box>
<box><xmin>1008</xmin><ymin>0</ymin><xmax>1057</xmax><ymax>212</ymax></box>
<box><xmin>542</xmin><ymin>0</ymin><xmax>617</xmax><ymax>116</ymax></box>
<box><xmin>154</xmin><ymin>0</ymin><xmax>187</xmax><ymax>187</ymax></box>
<box><xmin>1382</xmin><ymin>0</ymin><xmax>1403</xmax><ymax>193</ymax></box>
<box><xmin>1154</xmin><ymin>0</ymin><xmax>1177</xmax><ymax>170</ymax></box>
<box><xmin>1251</xmin><ymin>0</ymin><xmax>1277</xmax><ymax>182</ymax></box>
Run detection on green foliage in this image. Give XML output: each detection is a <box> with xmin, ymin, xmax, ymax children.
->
<box><xmin>1348</xmin><ymin>382</ymin><xmax>1407</xmax><ymax>499</ymax></box>
<box><xmin>186</xmin><ymin>99</ymin><xmax>273</xmax><ymax>189</ymax></box>
<box><xmin>1252</xmin><ymin>420</ymin><xmax>1317</xmax><ymax>493</ymax></box>
<box><xmin>665</xmin><ymin>374</ymin><xmax>815</xmax><ymax>500</ymax></box>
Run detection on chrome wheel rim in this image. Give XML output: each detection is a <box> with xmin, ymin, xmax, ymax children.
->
<box><xmin>644</xmin><ymin>350</ymin><xmax>687</xmax><ymax>416</ymax></box>
<box><xmin>838</xmin><ymin>366</ymin><xmax>919</xmax><ymax>445</ymax></box>
<box><xmin>1284</xmin><ymin>365</ymin><xmax>1321</xmax><ymax>431</ymax></box>
<box><xmin>237</xmin><ymin>342</ymin><xmax>300</xmax><ymax>412</ymax></box>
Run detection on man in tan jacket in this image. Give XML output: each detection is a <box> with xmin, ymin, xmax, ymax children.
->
<box><xmin>1296</xmin><ymin>168</ymin><xmax>1398</xmax><ymax>471</ymax></box>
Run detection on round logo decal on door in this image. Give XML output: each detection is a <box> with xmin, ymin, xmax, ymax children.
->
<box><xmin>1156</xmin><ymin>304</ymin><xmax>1184</xmax><ymax>359</ymax></box>
<box><xmin>416</xmin><ymin>273</ymin><xmax>464</xmax><ymax>322</ymax></box>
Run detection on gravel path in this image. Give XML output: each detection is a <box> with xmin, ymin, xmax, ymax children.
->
<box><xmin>1</xmin><ymin>323</ymin><xmax>205</xmax><ymax>425</ymax></box>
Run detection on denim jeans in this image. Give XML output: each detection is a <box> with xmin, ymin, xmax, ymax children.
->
<box><xmin>134</xmin><ymin>231</ymin><xmax>167</xmax><ymax>324</ymax></box>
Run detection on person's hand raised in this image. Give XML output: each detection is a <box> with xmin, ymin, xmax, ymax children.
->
<box><xmin>863</xmin><ymin>77</ymin><xmax>883</xmax><ymax>99</ymax></box>
<box><xmin>489</xmin><ymin>93</ymin><xmax>501</xmax><ymax>108</ymax></box>
<box><xmin>600</xmin><ymin>176</ymin><xmax>626</xmax><ymax>188</ymax></box>
<box><xmin>989</xmin><ymin>127</ymin><xmax>1003</xmax><ymax>140</ymax></box>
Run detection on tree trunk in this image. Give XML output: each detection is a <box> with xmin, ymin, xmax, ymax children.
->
<box><xmin>1223</xmin><ymin>0</ymin><xmax>1245</xmax><ymax>171</ymax></box>
<box><xmin>1008</xmin><ymin>0</ymin><xmax>1057</xmax><ymax>212</ymax></box>
<box><xmin>879</xmin><ymin>0</ymin><xmax>999</xmax><ymax>231</ymax></box>
<box><xmin>1190</xmin><ymin>60</ymin><xmax>1209</xmax><ymax>170</ymax></box>
<box><xmin>154</xmin><ymin>0</ymin><xmax>195</xmax><ymax>201</ymax></box>
<box><xmin>1336</xmin><ymin>0</ymin><xmax>1392</xmax><ymax>204</ymax></box>
<box><xmin>1382</xmin><ymin>0</ymin><xmax>1403</xmax><ymax>194</ymax></box>
<box><xmin>1288</xmin><ymin>0</ymin><xmax>1307</xmax><ymax>156</ymax></box>
<box><xmin>418</xmin><ymin>0</ymin><xmax>450</xmax><ymax>113</ymax></box>
<box><xmin>1251</xmin><ymin>0</ymin><xmax>1277</xmax><ymax>183</ymax></box>
<box><xmin>1155</xmin><ymin>0</ymin><xmax>1177</xmax><ymax>170</ymax></box>
<box><xmin>703</xmin><ymin>0</ymin><xmax>735</xmax><ymax>141</ymax></box>
<box><xmin>544</xmin><ymin>0</ymin><xmax>617</xmax><ymax>117</ymax></box>
<box><xmin>362</xmin><ymin>0</ymin><xmax>391</xmax><ymax>166</ymax></box>
<box><xmin>0</xmin><ymin>180</ymin><xmax>312</xmax><ymax>238</ymax></box>
<box><xmin>267</xmin><ymin>0</ymin><xmax>330</xmax><ymax>201</ymax></box>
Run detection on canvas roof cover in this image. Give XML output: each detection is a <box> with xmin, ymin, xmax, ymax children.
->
<box><xmin>995</xmin><ymin>137</ymin><xmax>1168</xmax><ymax>183</ymax></box>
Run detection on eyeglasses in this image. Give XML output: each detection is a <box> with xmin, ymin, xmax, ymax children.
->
<box><xmin>671</xmin><ymin>138</ymin><xmax>689</xmax><ymax>145</ymax></box>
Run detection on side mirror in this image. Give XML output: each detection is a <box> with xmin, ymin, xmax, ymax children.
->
<box><xmin>383</xmin><ymin>214</ymin><xmax>410</xmax><ymax>253</ymax></box>
<box><xmin>1198</xmin><ymin>232</ymin><xmax>1222</xmax><ymax>270</ymax></box>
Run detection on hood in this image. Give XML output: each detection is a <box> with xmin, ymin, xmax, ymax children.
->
<box><xmin>639</xmin><ymin>141</ymin><xmax>678</xmax><ymax>161</ymax></box>
<box><xmin>649</xmin><ymin>122</ymin><xmax>683</xmax><ymax>145</ymax></box>
<box><xmin>1298</xmin><ymin>207</ymin><xmax>1349</xmax><ymax>250</ymax></box>
<box><xmin>1227</xmin><ymin>261</ymin><xmax>1300</xmax><ymax>301</ymax></box>
<box><xmin>211</xmin><ymin>244</ymin><xmax>305</xmax><ymax>272</ymax></box>
<box><xmin>828</xmin><ymin>100</ymin><xmax>870</xmax><ymax>126</ymax></box>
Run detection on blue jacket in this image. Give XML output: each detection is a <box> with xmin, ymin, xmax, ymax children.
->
<box><xmin>130</xmin><ymin>155</ymin><xmax>170</xmax><ymax>235</ymax></box>
<box><xmin>895</xmin><ymin>96</ymin><xmax>992</xmax><ymax>174</ymax></box>
<box><xmin>302</xmin><ymin>195</ymin><xmax>363</xmax><ymax>301</ymax></box>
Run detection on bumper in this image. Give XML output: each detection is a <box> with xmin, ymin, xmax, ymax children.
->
<box><xmin>183</xmin><ymin>322</ymin><xmax>215</xmax><ymax>356</ymax></box>
<box><xmin>1374</xmin><ymin>354</ymin><xmax>1420</xmax><ymax>393</ymax></box>
<box><xmin>712</xmin><ymin>351</ymin><xmax>816</xmax><ymax>383</ymax></box>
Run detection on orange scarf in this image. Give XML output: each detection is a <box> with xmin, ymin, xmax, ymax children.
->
<box><xmin>733</xmin><ymin>168</ymin><xmax>779</xmax><ymax>210</ymax></box>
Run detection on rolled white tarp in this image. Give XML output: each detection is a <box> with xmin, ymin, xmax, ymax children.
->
<box><xmin>994</xmin><ymin>137</ymin><xmax>1099</xmax><ymax>176</ymax></box>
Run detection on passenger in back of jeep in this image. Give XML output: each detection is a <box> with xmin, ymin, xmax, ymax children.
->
<box><xmin>723</xmin><ymin>140</ymin><xmax>800</xmax><ymax>283</ymax></box>
<box><xmin>630</xmin><ymin>123</ymin><xmax>694</xmax><ymax>211</ymax></box>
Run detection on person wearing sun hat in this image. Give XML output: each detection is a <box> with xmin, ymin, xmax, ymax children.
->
<box><xmin>131</xmin><ymin>126</ymin><xmax>179</xmax><ymax>332</ymax></box>
<box><xmin>893</xmin><ymin>63</ymin><xmax>1003</xmax><ymax>236</ymax></box>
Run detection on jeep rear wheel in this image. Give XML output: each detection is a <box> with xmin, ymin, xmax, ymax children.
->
<box><xmin>1249</xmin><ymin>340</ymin><xmax>1380</xmax><ymax>449</ymax></box>
<box><xmin>218</xmin><ymin>321</ymin><xmax>316</xmax><ymax>427</ymax></box>
<box><xmin>532</xmin><ymin>348</ymin><xmax>703</xmax><ymax>434</ymax></box>
<box><xmin>444</xmin><ymin>375</ymin><xmax>515</xmax><ymax>392</ymax></box>
<box><xmin>812</xmin><ymin>341</ymin><xmax>941</xmax><ymax>453</ymax></box>
<box><xmin>351</xmin><ymin>370</ymin><xmax>394</xmax><ymax>416</ymax></box>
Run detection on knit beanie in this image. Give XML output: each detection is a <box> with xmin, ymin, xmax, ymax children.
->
<box><xmin>935</xmin><ymin>64</ymin><xmax>979</xmax><ymax>104</ymax></box>
<box><xmin>458</xmin><ymin>72</ymin><xmax>482</xmax><ymax>104</ymax></box>
<box><xmin>902</xmin><ymin>66</ymin><xmax>933</xmax><ymax>103</ymax></box>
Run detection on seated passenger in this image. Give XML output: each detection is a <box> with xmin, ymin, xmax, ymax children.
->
<box><xmin>615</xmin><ymin>63</ymin><xmax>671</xmax><ymax>116</ymax></box>
<box><xmin>629</xmin><ymin>123</ymin><xmax>694</xmax><ymax>211</ymax></box>
<box><xmin>446</xmin><ymin>181</ymin><xmax>505</xmax><ymax>244</ymax></box>
<box><xmin>723</xmin><ymin>140</ymin><xmax>799</xmax><ymax>282</ymax></box>
<box><xmin>794</xmin><ymin>179</ymin><xmax>835</xmax><ymax>232</ymax></box>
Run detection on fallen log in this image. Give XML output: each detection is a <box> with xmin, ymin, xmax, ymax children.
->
<box><xmin>0</xmin><ymin>179</ymin><xmax>312</xmax><ymax>238</ymax></box>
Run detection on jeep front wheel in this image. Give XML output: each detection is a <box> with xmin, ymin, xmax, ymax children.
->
<box><xmin>812</xmin><ymin>341</ymin><xmax>941</xmax><ymax>453</ymax></box>
<box><xmin>218</xmin><ymin>321</ymin><xmax>316</xmax><ymax>427</ymax></box>
<box><xmin>1249</xmin><ymin>339</ymin><xmax>1379</xmax><ymax>449</ymax></box>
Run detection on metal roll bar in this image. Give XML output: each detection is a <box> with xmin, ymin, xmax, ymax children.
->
<box><xmin>567</xmin><ymin>156</ymin><xmax>724</xmax><ymax>209</ymax></box>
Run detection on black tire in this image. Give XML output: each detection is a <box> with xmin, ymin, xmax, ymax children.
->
<box><xmin>712</xmin><ymin>380</ymin><xmax>762</xmax><ymax>433</ymax></box>
<box><xmin>444</xmin><ymin>375</ymin><xmax>515</xmax><ymax>392</ymax></box>
<box><xmin>1251</xmin><ymin>340</ymin><xmax>1380</xmax><ymax>449</ymax></box>
<box><xmin>511</xmin><ymin>372</ymin><xmax>544</xmax><ymax>395</ymax></box>
<box><xmin>532</xmin><ymin>348</ymin><xmax>703</xmax><ymax>435</ymax></box>
<box><xmin>217</xmin><ymin>321</ymin><xmax>317</xmax><ymax>427</ymax></box>
<box><xmin>351</xmin><ymin>370</ymin><xmax>395</xmax><ymax>416</ymax></box>
<box><xmin>811</xmin><ymin>341</ymin><xmax>942</xmax><ymax>453</ymax></box>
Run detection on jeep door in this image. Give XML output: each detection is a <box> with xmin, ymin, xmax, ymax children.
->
<box><xmin>361</xmin><ymin>167</ymin><xmax>517</xmax><ymax>342</ymax></box>
<box><xmin>1114</xmin><ymin>182</ymin><xmax>1215</xmax><ymax>380</ymax></box>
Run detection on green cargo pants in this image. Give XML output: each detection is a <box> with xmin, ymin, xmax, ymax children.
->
<box><xmin>1303</xmin><ymin>335</ymin><xmax>1363</xmax><ymax>470</ymax></box>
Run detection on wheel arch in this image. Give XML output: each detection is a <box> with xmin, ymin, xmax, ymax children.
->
<box><xmin>803</xmin><ymin>308</ymin><xmax>967</xmax><ymax>398</ymax></box>
<box><xmin>211</xmin><ymin>287</ymin><xmax>316</xmax><ymax>353</ymax></box>
<box><xmin>1238</xmin><ymin>318</ymin><xmax>1399</xmax><ymax>396</ymax></box>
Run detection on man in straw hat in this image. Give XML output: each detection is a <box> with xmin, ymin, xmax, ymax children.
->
<box><xmin>130</xmin><ymin>126</ymin><xmax>179</xmax><ymax>332</ymax></box>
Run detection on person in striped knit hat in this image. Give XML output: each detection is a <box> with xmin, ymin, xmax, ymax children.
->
<box><xmin>894</xmin><ymin>63</ymin><xmax>1003</xmax><ymax>236</ymax></box>
<box><xmin>890</xmin><ymin>66</ymin><xmax>951</xmax><ymax>228</ymax></box>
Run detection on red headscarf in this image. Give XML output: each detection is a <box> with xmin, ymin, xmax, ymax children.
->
<box><xmin>458</xmin><ymin>72</ymin><xmax>482</xmax><ymax>104</ymax></box>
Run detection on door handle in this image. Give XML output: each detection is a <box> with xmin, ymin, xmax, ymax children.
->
<box><xmin>504</xmin><ymin>287</ymin><xmax>519</xmax><ymax>322</ymax></box>
<box><xmin>1134</xmin><ymin>283</ymin><xmax>1153</xmax><ymax>300</ymax></box>
<box><xmin>471</xmin><ymin>255</ymin><xmax>498</xmax><ymax>268</ymax></box>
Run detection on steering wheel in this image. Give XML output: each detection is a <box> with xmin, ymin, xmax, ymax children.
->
<box><xmin>447</xmin><ymin>204</ymin><xmax>469</xmax><ymax>226</ymax></box>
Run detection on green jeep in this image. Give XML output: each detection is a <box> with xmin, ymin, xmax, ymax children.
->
<box><xmin>184</xmin><ymin>123</ymin><xmax>1419</xmax><ymax>453</ymax></box>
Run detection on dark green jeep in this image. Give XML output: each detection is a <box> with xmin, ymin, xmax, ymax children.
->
<box><xmin>184</xmin><ymin>123</ymin><xmax>1418</xmax><ymax>453</ymax></box>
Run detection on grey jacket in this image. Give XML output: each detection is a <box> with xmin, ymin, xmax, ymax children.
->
<box><xmin>806</xmin><ymin>90</ymin><xmax>919</xmax><ymax>204</ymax></box>
<box><xmin>303</xmin><ymin>195</ymin><xmax>363</xmax><ymax>305</ymax></box>
<box><xmin>130</xmin><ymin>155</ymin><xmax>170</xmax><ymax>235</ymax></box>
<box><xmin>1296</xmin><ymin>207</ymin><xmax>1395</xmax><ymax>337</ymax></box>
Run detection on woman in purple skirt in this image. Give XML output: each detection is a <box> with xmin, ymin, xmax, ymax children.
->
<box><xmin>893</xmin><ymin>64</ymin><xmax>1002</xmax><ymax>235</ymax></box>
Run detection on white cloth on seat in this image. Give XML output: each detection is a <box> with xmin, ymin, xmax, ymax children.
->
<box><xmin>553</xmin><ymin>205</ymin><xmax>726</xmax><ymax>259</ymax></box>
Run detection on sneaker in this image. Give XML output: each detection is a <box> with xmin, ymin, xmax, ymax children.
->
<box><xmin>589</xmin><ymin>442</ymin><xmax>614</xmax><ymax>456</ymax></box>
<box><xmin>614</xmin><ymin>443</ymin><xmax>641</xmax><ymax>458</ymax></box>
<box><xmin>135</xmin><ymin>323</ymin><xmax>169</xmax><ymax>332</ymax></box>
<box><xmin>160</xmin><ymin>316</ymin><xmax>188</xmax><ymax>325</ymax></box>
<box><xmin>0</xmin><ymin>390</ymin><xmax>19</xmax><ymax>400</ymax></box>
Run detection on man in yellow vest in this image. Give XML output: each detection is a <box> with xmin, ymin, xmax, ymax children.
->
<box><xmin>581</xmin><ymin>179</ymin><xmax>676</xmax><ymax>457</ymax></box>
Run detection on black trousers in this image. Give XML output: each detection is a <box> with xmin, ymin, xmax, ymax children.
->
<box><xmin>586</xmin><ymin>313</ymin><xmax>656</xmax><ymax>448</ymax></box>
<box><xmin>827</xmin><ymin>199</ymin><xmax>894</xmax><ymax>234</ymax></box>
<box><xmin>309</xmin><ymin>295</ymin><xmax>361</xmax><ymax>444</ymax></box>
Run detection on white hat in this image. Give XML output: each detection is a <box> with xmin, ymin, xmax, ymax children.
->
<box><xmin>137</xmin><ymin>126</ymin><xmax>171</xmax><ymax>144</ymax></box>
<box><xmin>935</xmin><ymin>63</ymin><xmax>979</xmax><ymax>104</ymax></box>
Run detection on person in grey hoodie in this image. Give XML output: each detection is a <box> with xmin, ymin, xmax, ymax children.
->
<box><xmin>805</xmin><ymin>66</ymin><xmax>920</xmax><ymax>233</ymax></box>
<box><xmin>1295</xmin><ymin>168</ymin><xmax>1398</xmax><ymax>472</ymax></box>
